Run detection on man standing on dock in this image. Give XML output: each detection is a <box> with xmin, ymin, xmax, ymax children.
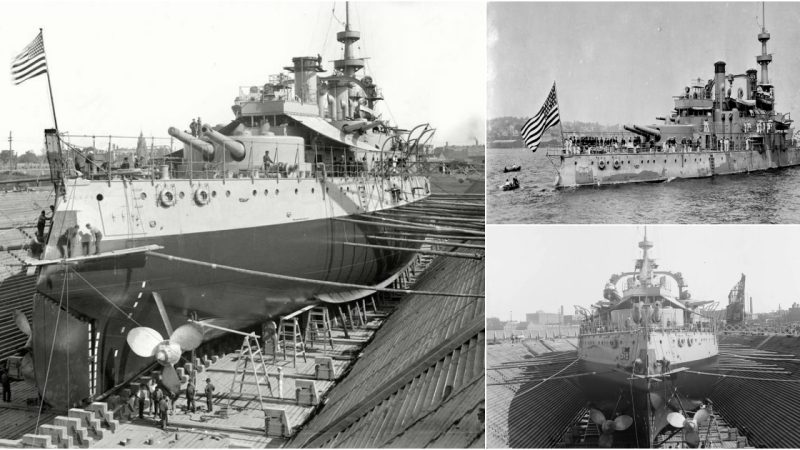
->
<box><xmin>86</xmin><ymin>224</ymin><xmax>102</xmax><ymax>255</ymax></box>
<box><xmin>0</xmin><ymin>369</ymin><xmax>10</xmax><ymax>402</ymax></box>
<box><xmin>159</xmin><ymin>395</ymin><xmax>170</xmax><ymax>429</ymax></box>
<box><xmin>185</xmin><ymin>380</ymin><xmax>196</xmax><ymax>413</ymax></box>
<box><xmin>204</xmin><ymin>378</ymin><xmax>215</xmax><ymax>413</ymax></box>
<box><xmin>152</xmin><ymin>387</ymin><xmax>163</xmax><ymax>420</ymax></box>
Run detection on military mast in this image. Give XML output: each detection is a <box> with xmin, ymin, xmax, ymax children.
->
<box><xmin>334</xmin><ymin>2</ymin><xmax>366</xmax><ymax>119</ymax></box>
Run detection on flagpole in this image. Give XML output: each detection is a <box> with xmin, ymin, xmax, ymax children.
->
<box><xmin>40</xmin><ymin>28</ymin><xmax>59</xmax><ymax>132</ymax></box>
<box><xmin>554</xmin><ymin>81</ymin><xmax>566</xmax><ymax>154</ymax></box>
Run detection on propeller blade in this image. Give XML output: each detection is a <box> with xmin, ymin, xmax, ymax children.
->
<box><xmin>14</xmin><ymin>310</ymin><xmax>31</xmax><ymax>336</ymax></box>
<box><xmin>126</xmin><ymin>327</ymin><xmax>163</xmax><ymax>357</ymax></box>
<box><xmin>160</xmin><ymin>365</ymin><xmax>181</xmax><ymax>397</ymax></box>
<box><xmin>590</xmin><ymin>408</ymin><xmax>607</xmax><ymax>426</ymax></box>
<box><xmin>598</xmin><ymin>432</ymin><xmax>614</xmax><ymax>448</ymax></box>
<box><xmin>684</xmin><ymin>428</ymin><xmax>701</xmax><ymax>448</ymax></box>
<box><xmin>667</xmin><ymin>412</ymin><xmax>687</xmax><ymax>428</ymax></box>
<box><xmin>152</xmin><ymin>292</ymin><xmax>174</xmax><ymax>337</ymax></box>
<box><xmin>614</xmin><ymin>415</ymin><xmax>634</xmax><ymax>431</ymax></box>
<box><xmin>170</xmin><ymin>323</ymin><xmax>204</xmax><ymax>351</ymax></box>
<box><xmin>694</xmin><ymin>407</ymin><xmax>710</xmax><ymax>424</ymax></box>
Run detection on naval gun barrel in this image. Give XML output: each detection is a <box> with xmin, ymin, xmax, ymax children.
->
<box><xmin>201</xmin><ymin>125</ymin><xmax>246</xmax><ymax>161</ymax></box>
<box><xmin>632</xmin><ymin>124</ymin><xmax>661</xmax><ymax>140</ymax></box>
<box><xmin>342</xmin><ymin>120</ymin><xmax>383</xmax><ymax>134</ymax></box>
<box><xmin>168</xmin><ymin>127</ymin><xmax>215</xmax><ymax>158</ymax></box>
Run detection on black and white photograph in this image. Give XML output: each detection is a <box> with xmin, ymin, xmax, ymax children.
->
<box><xmin>486</xmin><ymin>225</ymin><xmax>800</xmax><ymax>448</ymax></box>
<box><xmin>488</xmin><ymin>2</ymin><xmax>800</xmax><ymax>224</ymax></box>
<box><xmin>0</xmin><ymin>2</ymin><xmax>485</xmax><ymax>448</ymax></box>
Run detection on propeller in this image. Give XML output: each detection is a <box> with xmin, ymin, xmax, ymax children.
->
<box><xmin>125</xmin><ymin>292</ymin><xmax>203</xmax><ymax>395</ymax></box>
<box><xmin>13</xmin><ymin>310</ymin><xmax>32</xmax><ymax>349</ymax></box>
<box><xmin>589</xmin><ymin>408</ymin><xmax>633</xmax><ymax>448</ymax></box>
<box><xmin>12</xmin><ymin>310</ymin><xmax>35</xmax><ymax>382</ymax></box>
<box><xmin>666</xmin><ymin>407</ymin><xmax>711</xmax><ymax>448</ymax></box>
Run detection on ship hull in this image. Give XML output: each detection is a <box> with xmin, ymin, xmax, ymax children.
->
<box><xmin>549</xmin><ymin>147</ymin><xmax>800</xmax><ymax>187</ymax></box>
<box><xmin>32</xmin><ymin>171</ymin><xmax>432</xmax><ymax>409</ymax></box>
<box><xmin>33</xmin><ymin>214</ymin><xmax>421</xmax><ymax>408</ymax></box>
<box><xmin>573</xmin><ymin>355</ymin><xmax>719</xmax><ymax>446</ymax></box>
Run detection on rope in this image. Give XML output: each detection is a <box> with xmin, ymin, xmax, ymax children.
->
<box><xmin>686</xmin><ymin>369</ymin><xmax>800</xmax><ymax>382</ymax></box>
<box><xmin>148</xmin><ymin>251</ymin><xmax>484</xmax><ymax>299</ymax></box>
<box><xmin>515</xmin><ymin>358</ymin><xmax>579</xmax><ymax>397</ymax></box>
<box><xmin>68</xmin><ymin>268</ymin><xmax>143</xmax><ymax>327</ymax></box>
<box><xmin>35</xmin><ymin>264</ymin><xmax>67</xmax><ymax>432</ymax></box>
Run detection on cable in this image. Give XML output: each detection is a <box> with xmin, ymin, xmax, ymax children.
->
<box><xmin>68</xmin><ymin>268</ymin><xmax>143</xmax><ymax>328</ymax></box>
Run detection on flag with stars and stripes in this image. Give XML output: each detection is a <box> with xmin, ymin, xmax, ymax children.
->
<box><xmin>11</xmin><ymin>31</ymin><xmax>48</xmax><ymax>85</ymax></box>
<box><xmin>520</xmin><ymin>82</ymin><xmax>560</xmax><ymax>152</ymax></box>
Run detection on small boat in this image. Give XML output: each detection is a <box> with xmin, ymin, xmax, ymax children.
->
<box><xmin>503</xmin><ymin>165</ymin><xmax>521</xmax><ymax>173</ymax></box>
<box><xmin>501</xmin><ymin>178</ymin><xmax>520</xmax><ymax>191</ymax></box>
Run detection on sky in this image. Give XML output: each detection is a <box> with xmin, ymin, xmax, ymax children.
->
<box><xmin>1</xmin><ymin>1</ymin><xmax>485</xmax><ymax>153</ymax></box>
<box><xmin>487</xmin><ymin>225</ymin><xmax>800</xmax><ymax>320</ymax></box>
<box><xmin>488</xmin><ymin>2</ymin><xmax>800</xmax><ymax>125</ymax></box>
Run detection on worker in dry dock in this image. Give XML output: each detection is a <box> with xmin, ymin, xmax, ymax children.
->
<box><xmin>137</xmin><ymin>386</ymin><xmax>147</xmax><ymax>419</ymax></box>
<box><xmin>185</xmin><ymin>380</ymin><xmax>196</xmax><ymax>413</ymax></box>
<box><xmin>190</xmin><ymin>119</ymin><xmax>198</xmax><ymax>137</ymax></box>
<box><xmin>36</xmin><ymin>211</ymin><xmax>46</xmax><ymax>240</ymax></box>
<box><xmin>204</xmin><ymin>378</ymin><xmax>215</xmax><ymax>413</ymax></box>
<box><xmin>152</xmin><ymin>387</ymin><xmax>163</xmax><ymax>420</ymax></box>
<box><xmin>58</xmin><ymin>225</ymin><xmax>80</xmax><ymax>258</ymax></box>
<box><xmin>1</xmin><ymin>368</ymin><xmax>10</xmax><ymax>402</ymax></box>
<box><xmin>80</xmin><ymin>227</ymin><xmax>92</xmax><ymax>256</ymax></box>
<box><xmin>158</xmin><ymin>395</ymin><xmax>170</xmax><ymax>429</ymax></box>
<box><xmin>86</xmin><ymin>224</ymin><xmax>102</xmax><ymax>255</ymax></box>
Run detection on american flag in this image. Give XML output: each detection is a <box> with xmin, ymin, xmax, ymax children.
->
<box><xmin>11</xmin><ymin>31</ymin><xmax>48</xmax><ymax>85</ymax></box>
<box><xmin>520</xmin><ymin>82</ymin><xmax>560</xmax><ymax>152</ymax></box>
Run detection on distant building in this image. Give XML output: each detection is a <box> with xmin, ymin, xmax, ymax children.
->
<box><xmin>526</xmin><ymin>311</ymin><xmax>560</xmax><ymax>325</ymax></box>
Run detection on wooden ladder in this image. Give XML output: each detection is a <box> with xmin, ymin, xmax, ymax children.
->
<box><xmin>279</xmin><ymin>309</ymin><xmax>310</xmax><ymax>367</ymax></box>
<box><xmin>305</xmin><ymin>306</ymin><xmax>334</xmax><ymax>351</ymax></box>
<box><xmin>227</xmin><ymin>333</ymin><xmax>273</xmax><ymax>414</ymax></box>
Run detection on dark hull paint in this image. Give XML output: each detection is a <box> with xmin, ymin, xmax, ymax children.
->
<box><xmin>572</xmin><ymin>356</ymin><xmax>719</xmax><ymax>447</ymax></box>
<box><xmin>551</xmin><ymin>147</ymin><xmax>800</xmax><ymax>187</ymax></box>
<box><xmin>33</xmin><ymin>214</ymin><xmax>420</xmax><ymax>408</ymax></box>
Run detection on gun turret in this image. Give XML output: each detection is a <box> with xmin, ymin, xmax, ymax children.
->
<box><xmin>201</xmin><ymin>125</ymin><xmax>246</xmax><ymax>161</ymax></box>
<box><xmin>168</xmin><ymin>127</ymin><xmax>215</xmax><ymax>159</ymax></box>
<box><xmin>341</xmin><ymin>120</ymin><xmax>383</xmax><ymax>133</ymax></box>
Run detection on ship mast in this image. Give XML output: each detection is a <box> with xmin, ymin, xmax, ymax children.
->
<box><xmin>637</xmin><ymin>228</ymin><xmax>653</xmax><ymax>286</ymax></box>
<box><xmin>334</xmin><ymin>2</ymin><xmax>366</xmax><ymax>119</ymax></box>
<box><xmin>757</xmin><ymin>2</ymin><xmax>772</xmax><ymax>85</ymax></box>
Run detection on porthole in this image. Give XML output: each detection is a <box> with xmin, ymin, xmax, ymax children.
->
<box><xmin>179</xmin><ymin>191</ymin><xmax>185</xmax><ymax>199</ymax></box>
<box><xmin>253</xmin><ymin>190</ymin><xmax>257</xmax><ymax>196</ymax></box>
<box><xmin>311</xmin><ymin>188</ymin><xmax>315</xmax><ymax>194</ymax></box>
<box><xmin>276</xmin><ymin>189</ymin><xmax>280</xmax><ymax>195</ymax></box>
<box><xmin>225</xmin><ymin>190</ymin><xmax>231</xmax><ymax>197</ymax></box>
<box><xmin>264</xmin><ymin>189</ymin><xmax>269</xmax><ymax>196</ymax></box>
<box><xmin>294</xmin><ymin>188</ymin><xmax>298</xmax><ymax>194</ymax></box>
<box><xmin>212</xmin><ymin>191</ymin><xmax>217</xmax><ymax>197</ymax></box>
<box><xmin>96</xmin><ymin>194</ymin><xmax>104</xmax><ymax>201</ymax></box>
<box><xmin>140</xmin><ymin>192</ymin><xmax>147</xmax><ymax>200</ymax></box>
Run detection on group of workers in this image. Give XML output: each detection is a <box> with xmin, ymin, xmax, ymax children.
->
<box><xmin>57</xmin><ymin>223</ymin><xmax>103</xmax><ymax>259</ymax></box>
<box><xmin>124</xmin><ymin>376</ymin><xmax>216</xmax><ymax>430</ymax></box>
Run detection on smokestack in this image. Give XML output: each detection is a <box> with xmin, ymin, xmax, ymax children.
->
<box><xmin>714</xmin><ymin>61</ymin><xmax>726</xmax><ymax>109</ymax></box>
<box><xmin>750</xmin><ymin>296</ymin><xmax>753</xmax><ymax>315</ymax></box>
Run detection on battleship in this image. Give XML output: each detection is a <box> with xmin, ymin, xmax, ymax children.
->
<box><xmin>574</xmin><ymin>232</ymin><xmax>719</xmax><ymax>447</ymax></box>
<box><xmin>547</xmin><ymin>5</ymin><xmax>800</xmax><ymax>187</ymax></box>
<box><xmin>18</xmin><ymin>4</ymin><xmax>446</xmax><ymax>410</ymax></box>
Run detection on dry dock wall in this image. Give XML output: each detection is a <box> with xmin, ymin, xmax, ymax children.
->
<box><xmin>289</xmin><ymin>244</ymin><xmax>485</xmax><ymax>448</ymax></box>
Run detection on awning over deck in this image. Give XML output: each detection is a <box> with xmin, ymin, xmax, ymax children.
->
<box><xmin>287</xmin><ymin>114</ymin><xmax>380</xmax><ymax>152</ymax></box>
